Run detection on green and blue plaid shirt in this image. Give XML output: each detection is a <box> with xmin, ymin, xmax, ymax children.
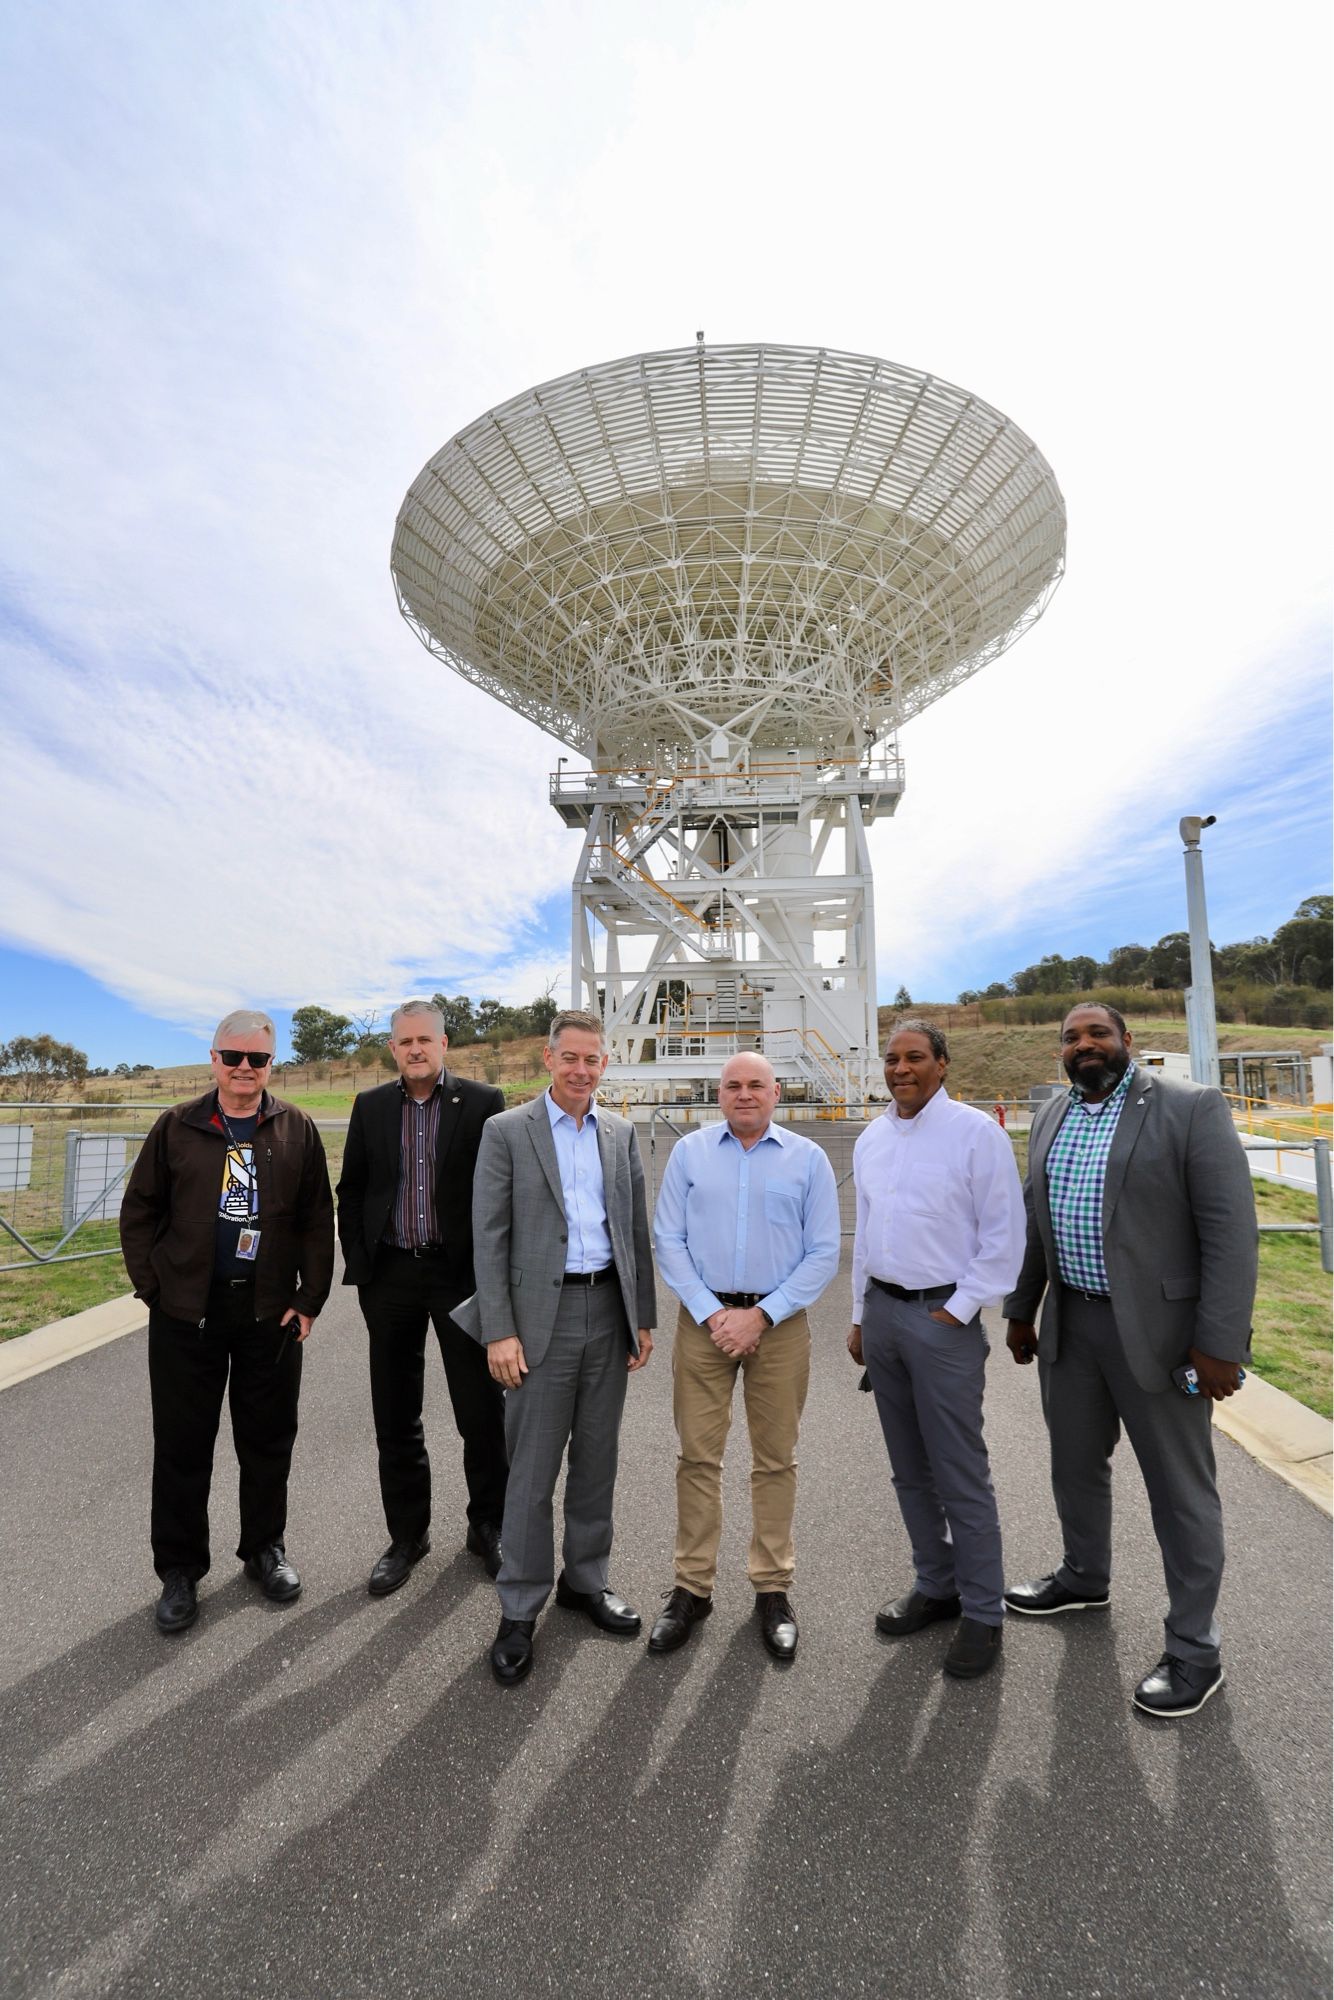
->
<box><xmin>1046</xmin><ymin>1062</ymin><xmax>1138</xmax><ymax>1293</ymax></box>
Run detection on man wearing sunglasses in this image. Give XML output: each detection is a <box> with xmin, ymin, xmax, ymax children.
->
<box><xmin>120</xmin><ymin>1009</ymin><xmax>334</xmax><ymax>1635</ymax></box>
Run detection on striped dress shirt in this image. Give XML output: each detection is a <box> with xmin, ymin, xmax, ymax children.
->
<box><xmin>385</xmin><ymin>1074</ymin><xmax>444</xmax><ymax>1249</ymax></box>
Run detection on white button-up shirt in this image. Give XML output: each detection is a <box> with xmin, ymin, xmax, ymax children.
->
<box><xmin>544</xmin><ymin>1089</ymin><xmax>613</xmax><ymax>1273</ymax></box>
<box><xmin>851</xmin><ymin>1087</ymin><xmax>1025</xmax><ymax>1325</ymax></box>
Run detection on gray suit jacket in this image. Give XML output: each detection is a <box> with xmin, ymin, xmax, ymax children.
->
<box><xmin>451</xmin><ymin>1094</ymin><xmax>656</xmax><ymax>1368</ymax></box>
<box><xmin>1003</xmin><ymin>1070</ymin><xmax>1256</xmax><ymax>1392</ymax></box>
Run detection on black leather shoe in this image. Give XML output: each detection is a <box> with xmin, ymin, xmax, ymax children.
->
<box><xmin>465</xmin><ymin>1521</ymin><xmax>503</xmax><ymax>1579</ymax></box>
<box><xmin>490</xmin><ymin>1617</ymin><xmax>535</xmax><ymax>1685</ymax></box>
<box><xmin>1004</xmin><ymin>1572</ymin><xmax>1109</xmax><ymax>1616</ymax></box>
<box><xmin>756</xmin><ymin>1591</ymin><xmax>798</xmax><ymax>1660</ymax></box>
<box><xmin>1133</xmin><ymin>1654</ymin><xmax>1225</xmax><ymax>1717</ymax></box>
<box><xmin>368</xmin><ymin>1535</ymin><xmax>431</xmax><ymax>1597</ymax></box>
<box><xmin>875</xmin><ymin>1587</ymin><xmax>961</xmax><ymax>1637</ymax></box>
<box><xmin>154</xmin><ymin>1569</ymin><xmax>198</xmax><ymax>1635</ymax></box>
<box><xmin>647</xmin><ymin>1585</ymin><xmax>713</xmax><ymax>1654</ymax></box>
<box><xmin>244</xmin><ymin>1542</ymin><xmax>301</xmax><ymax>1602</ymax></box>
<box><xmin>555</xmin><ymin>1573</ymin><xmax>641</xmax><ymax>1633</ymax></box>
<box><xmin>943</xmin><ymin>1617</ymin><xmax>1002</xmax><ymax>1679</ymax></box>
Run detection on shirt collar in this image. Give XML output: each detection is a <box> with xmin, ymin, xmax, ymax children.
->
<box><xmin>889</xmin><ymin>1081</ymin><xmax>950</xmax><ymax>1128</ymax></box>
<box><xmin>717</xmin><ymin>1119</ymin><xmax>785</xmax><ymax>1148</ymax></box>
<box><xmin>545</xmin><ymin>1087</ymin><xmax>598</xmax><ymax>1129</ymax></box>
<box><xmin>398</xmin><ymin>1071</ymin><xmax>444</xmax><ymax>1102</ymax></box>
<box><xmin>1068</xmin><ymin>1059</ymin><xmax>1138</xmax><ymax>1109</ymax></box>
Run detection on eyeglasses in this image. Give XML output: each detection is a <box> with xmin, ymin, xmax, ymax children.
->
<box><xmin>216</xmin><ymin>1049</ymin><xmax>272</xmax><ymax>1069</ymax></box>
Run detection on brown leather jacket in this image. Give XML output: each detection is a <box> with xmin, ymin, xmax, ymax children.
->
<box><xmin>120</xmin><ymin>1090</ymin><xmax>334</xmax><ymax>1324</ymax></box>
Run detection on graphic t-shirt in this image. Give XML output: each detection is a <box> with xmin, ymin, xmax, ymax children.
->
<box><xmin>213</xmin><ymin>1109</ymin><xmax>259</xmax><ymax>1279</ymax></box>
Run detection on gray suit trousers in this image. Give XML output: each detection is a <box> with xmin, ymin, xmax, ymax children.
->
<box><xmin>497</xmin><ymin>1279</ymin><xmax>630</xmax><ymax>1621</ymax></box>
<box><xmin>1040</xmin><ymin>1289</ymin><xmax>1224</xmax><ymax>1668</ymax></box>
<box><xmin>862</xmin><ymin>1286</ymin><xmax>1004</xmax><ymax>1625</ymax></box>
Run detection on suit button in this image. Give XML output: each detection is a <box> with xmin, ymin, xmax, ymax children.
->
<box><xmin>560</xmin><ymin>1233</ymin><xmax>568</xmax><ymax>1243</ymax></box>
<box><xmin>553</xmin><ymin>1279</ymin><xmax>561</xmax><ymax>1287</ymax></box>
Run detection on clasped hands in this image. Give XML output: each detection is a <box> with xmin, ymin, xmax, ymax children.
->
<box><xmin>707</xmin><ymin>1305</ymin><xmax>765</xmax><ymax>1358</ymax></box>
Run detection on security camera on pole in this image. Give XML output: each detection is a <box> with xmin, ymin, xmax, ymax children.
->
<box><xmin>1179</xmin><ymin>815</ymin><xmax>1220</xmax><ymax>1088</ymax></box>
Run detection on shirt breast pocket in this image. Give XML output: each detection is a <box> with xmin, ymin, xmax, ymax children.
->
<box><xmin>763</xmin><ymin>1186</ymin><xmax>803</xmax><ymax>1230</ymax></box>
<box><xmin>899</xmin><ymin>1164</ymin><xmax>951</xmax><ymax>1217</ymax></box>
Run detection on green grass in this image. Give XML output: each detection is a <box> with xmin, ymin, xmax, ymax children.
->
<box><xmin>1250</xmin><ymin>1181</ymin><xmax>1331</xmax><ymax>1416</ymax></box>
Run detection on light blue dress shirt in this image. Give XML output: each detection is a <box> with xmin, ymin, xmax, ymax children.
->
<box><xmin>653</xmin><ymin>1120</ymin><xmax>841</xmax><ymax>1327</ymax></box>
<box><xmin>544</xmin><ymin>1089</ymin><xmax>613</xmax><ymax>1273</ymax></box>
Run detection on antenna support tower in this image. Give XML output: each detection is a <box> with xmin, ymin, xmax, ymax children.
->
<box><xmin>391</xmin><ymin>342</ymin><xmax>1065</xmax><ymax>1108</ymax></box>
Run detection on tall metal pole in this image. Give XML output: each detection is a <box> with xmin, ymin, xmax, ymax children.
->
<box><xmin>1179</xmin><ymin>815</ymin><xmax>1220</xmax><ymax>1088</ymax></box>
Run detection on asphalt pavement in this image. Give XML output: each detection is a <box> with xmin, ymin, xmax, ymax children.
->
<box><xmin>1</xmin><ymin>1250</ymin><xmax>1330</xmax><ymax>2000</ymax></box>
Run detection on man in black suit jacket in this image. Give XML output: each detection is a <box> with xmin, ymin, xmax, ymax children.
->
<box><xmin>336</xmin><ymin>1000</ymin><xmax>507</xmax><ymax>1595</ymax></box>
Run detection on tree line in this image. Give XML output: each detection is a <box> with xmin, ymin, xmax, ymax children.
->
<box><xmin>287</xmin><ymin>991</ymin><xmax>558</xmax><ymax>1068</ymax></box>
<box><xmin>954</xmin><ymin>897</ymin><xmax>1331</xmax><ymax>1010</ymax></box>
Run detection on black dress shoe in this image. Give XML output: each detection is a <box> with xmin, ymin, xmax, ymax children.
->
<box><xmin>1004</xmin><ymin>1572</ymin><xmax>1109</xmax><ymax>1616</ymax></box>
<box><xmin>1133</xmin><ymin>1654</ymin><xmax>1225</xmax><ymax>1718</ymax></box>
<box><xmin>368</xmin><ymin>1535</ymin><xmax>431</xmax><ymax>1597</ymax></box>
<box><xmin>490</xmin><ymin>1617</ymin><xmax>535</xmax><ymax>1685</ymax></box>
<box><xmin>244</xmin><ymin>1543</ymin><xmax>301</xmax><ymax>1602</ymax></box>
<box><xmin>756</xmin><ymin>1591</ymin><xmax>798</xmax><ymax>1660</ymax></box>
<box><xmin>465</xmin><ymin>1521</ymin><xmax>503</xmax><ymax>1579</ymax></box>
<box><xmin>555</xmin><ymin>1573</ymin><xmax>641</xmax><ymax>1633</ymax></box>
<box><xmin>647</xmin><ymin>1586</ymin><xmax>713</xmax><ymax>1654</ymax></box>
<box><xmin>154</xmin><ymin>1569</ymin><xmax>198</xmax><ymax>1635</ymax></box>
<box><xmin>875</xmin><ymin>1587</ymin><xmax>961</xmax><ymax>1637</ymax></box>
<box><xmin>943</xmin><ymin>1617</ymin><xmax>1002</xmax><ymax>1679</ymax></box>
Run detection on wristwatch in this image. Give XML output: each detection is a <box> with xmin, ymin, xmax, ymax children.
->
<box><xmin>758</xmin><ymin>1308</ymin><xmax>775</xmax><ymax>1328</ymax></box>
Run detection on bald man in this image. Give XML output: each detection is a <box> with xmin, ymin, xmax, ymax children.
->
<box><xmin>651</xmin><ymin>1055</ymin><xmax>841</xmax><ymax>1659</ymax></box>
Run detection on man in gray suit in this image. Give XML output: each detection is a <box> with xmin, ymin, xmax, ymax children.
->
<box><xmin>453</xmin><ymin>1009</ymin><xmax>655</xmax><ymax>1685</ymax></box>
<box><xmin>1004</xmin><ymin>1003</ymin><xmax>1256</xmax><ymax>1718</ymax></box>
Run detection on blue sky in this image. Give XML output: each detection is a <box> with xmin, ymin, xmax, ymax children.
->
<box><xmin>1</xmin><ymin>1</ymin><xmax>1329</xmax><ymax>1069</ymax></box>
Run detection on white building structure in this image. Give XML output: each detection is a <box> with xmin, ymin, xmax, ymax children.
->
<box><xmin>391</xmin><ymin>341</ymin><xmax>1065</xmax><ymax>1104</ymax></box>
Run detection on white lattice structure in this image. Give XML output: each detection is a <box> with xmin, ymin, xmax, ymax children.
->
<box><xmin>392</xmin><ymin>341</ymin><xmax>1065</xmax><ymax>1103</ymax></box>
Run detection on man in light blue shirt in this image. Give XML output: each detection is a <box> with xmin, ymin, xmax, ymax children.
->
<box><xmin>651</xmin><ymin>1053</ymin><xmax>840</xmax><ymax>1660</ymax></box>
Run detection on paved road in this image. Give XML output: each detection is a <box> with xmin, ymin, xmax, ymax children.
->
<box><xmin>2</xmin><ymin>1254</ymin><xmax>1330</xmax><ymax>2000</ymax></box>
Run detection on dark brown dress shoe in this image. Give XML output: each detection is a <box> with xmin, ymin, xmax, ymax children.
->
<box><xmin>647</xmin><ymin>1586</ymin><xmax>713</xmax><ymax>1654</ymax></box>
<box><xmin>875</xmin><ymin>1588</ymin><xmax>961</xmax><ymax>1637</ymax></box>
<box><xmin>154</xmin><ymin>1570</ymin><xmax>198</xmax><ymax>1635</ymax></box>
<box><xmin>756</xmin><ymin>1591</ymin><xmax>798</xmax><ymax>1660</ymax></box>
<box><xmin>943</xmin><ymin>1617</ymin><xmax>1002</xmax><ymax>1679</ymax></box>
<box><xmin>244</xmin><ymin>1543</ymin><xmax>301</xmax><ymax>1602</ymax></box>
<box><xmin>368</xmin><ymin>1535</ymin><xmax>431</xmax><ymax>1597</ymax></box>
<box><xmin>555</xmin><ymin>1574</ymin><xmax>641</xmax><ymax>1633</ymax></box>
<box><xmin>465</xmin><ymin>1521</ymin><xmax>503</xmax><ymax>1578</ymax></box>
<box><xmin>490</xmin><ymin>1617</ymin><xmax>535</xmax><ymax>1685</ymax></box>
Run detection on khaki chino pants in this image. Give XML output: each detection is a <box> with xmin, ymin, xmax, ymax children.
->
<box><xmin>671</xmin><ymin>1303</ymin><xmax>811</xmax><ymax>1596</ymax></box>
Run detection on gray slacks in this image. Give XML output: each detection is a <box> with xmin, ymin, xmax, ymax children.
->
<box><xmin>1040</xmin><ymin>1288</ymin><xmax>1224</xmax><ymax>1668</ymax></box>
<box><xmin>496</xmin><ymin>1279</ymin><xmax>630</xmax><ymax>1621</ymax></box>
<box><xmin>862</xmin><ymin>1285</ymin><xmax>1004</xmax><ymax>1625</ymax></box>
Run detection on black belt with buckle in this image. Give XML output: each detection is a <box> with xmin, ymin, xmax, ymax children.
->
<box><xmin>212</xmin><ymin>1276</ymin><xmax>255</xmax><ymax>1291</ymax></box>
<box><xmin>715</xmin><ymin>1291</ymin><xmax>765</xmax><ymax>1310</ymax></box>
<box><xmin>869</xmin><ymin>1278</ymin><xmax>955</xmax><ymax>1303</ymax></box>
<box><xmin>385</xmin><ymin>1242</ymin><xmax>448</xmax><ymax>1260</ymax></box>
<box><xmin>562</xmin><ymin>1265</ymin><xmax>616</xmax><ymax>1287</ymax></box>
<box><xmin>1062</xmin><ymin>1282</ymin><xmax>1111</xmax><ymax>1302</ymax></box>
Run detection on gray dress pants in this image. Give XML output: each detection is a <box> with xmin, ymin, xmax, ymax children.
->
<box><xmin>497</xmin><ymin>1279</ymin><xmax>630</xmax><ymax>1621</ymax></box>
<box><xmin>862</xmin><ymin>1285</ymin><xmax>1004</xmax><ymax>1625</ymax></box>
<box><xmin>1040</xmin><ymin>1288</ymin><xmax>1224</xmax><ymax>1668</ymax></box>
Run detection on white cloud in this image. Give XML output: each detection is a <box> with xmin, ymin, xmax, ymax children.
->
<box><xmin>0</xmin><ymin>0</ymin><xmax>1328</xmax><ymax>1031</ymax></box>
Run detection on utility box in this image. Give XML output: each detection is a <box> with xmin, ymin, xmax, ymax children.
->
<box><xmin>0</xmin><ymin>1125</ymin><xmax>34</xmax><ymax>1193</ymax></box>
<box><xmin>1138</xmin><ymin>1050</ymin><xmax>1192</xmax><ymax>1082</ymax></box>
<box><xmin>62</xmin><ymin>1133</ymin><xmax>129</xmax><ymax>1227</ymax></box>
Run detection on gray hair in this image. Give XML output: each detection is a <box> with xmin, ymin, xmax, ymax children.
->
<box><xmin>213</xmin><ymin>1009</ymin><xmax>275</xmax><ymax>1050</ymax></box>
<box><xmin>885</xmin><ymin>1017</ymin><xmax>949</xmax><ymax>1063</ymax></box>
<box><xmin>390</xmin><ymin>1000</ymin><xmax>445</xmax><ymax>1038</ymax></box>
<box><xmin>547</xmin><ymin>1007</ymin><xmax>605</xmax><ymax>1047</ymax></box>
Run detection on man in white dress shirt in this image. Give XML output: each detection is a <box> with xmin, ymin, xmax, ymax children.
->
<box><xmin>849</xmin><ymin>1021</ymin><xmax>1025</xmax><ymax>1679</ymax></box>
<box><xmin>651</xmin><ymin>1053</ymin><xmax>841</xmax><ymax>1660</ymax></box>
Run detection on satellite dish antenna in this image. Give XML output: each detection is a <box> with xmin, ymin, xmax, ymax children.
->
<box><xmin>392</xmin><ymin>341</ymin><xmax>1065</xmax><ymax>1104</ymax></box>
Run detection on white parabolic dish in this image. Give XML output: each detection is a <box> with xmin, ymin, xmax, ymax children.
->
<box><xmin>391</xmin><ymin>342</ymin><xmax>1066</xmax><ymax>764</ymax></box>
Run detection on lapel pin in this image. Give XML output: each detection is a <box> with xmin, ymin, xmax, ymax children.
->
<box><xmin>452</xmin><ymin>1096</ymin><xmax>460</xmax><ymax>1103</ymax></box>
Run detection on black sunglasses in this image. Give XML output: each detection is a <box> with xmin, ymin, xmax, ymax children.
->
<box><xmin>216</xmin><ymin>1049</ymin><xmax>272</xmax><ymax>1069</ymax></box>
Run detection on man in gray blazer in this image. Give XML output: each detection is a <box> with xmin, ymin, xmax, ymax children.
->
<box><xmin>1003</xmin><ymin>1003</ymin><xmax>1256</xmax><ymax>1718</ymax></box>
<box><xmin>453</xmin><ymin>1009</ymin><xmax>655</xmax><ymax>1685</ymax></box>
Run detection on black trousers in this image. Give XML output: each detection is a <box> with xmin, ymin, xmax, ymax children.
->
<box><xmin>148</xmin><ymin>1285</ymin><xmax>302</xmax><ymax>1581</ymax></box>
<box><xmin>360</xmin><ymin>1248</ymin><xmax>508</xmax><ymax>1542</ymax></box>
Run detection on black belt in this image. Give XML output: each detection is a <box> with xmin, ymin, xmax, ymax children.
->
<box><xmin>385</xmin><ymin>1242</ymin><xmax>448</xmax><ymax>1260</ymax></box>
<box><xmin>562</xmin><ymin>1265</ymin><xmax>616</xmax><ymax>1287</ymax></box>
<box><xmin>715</xmin><ymin>1292</ymin><xmax>766</xmax><ymax>1310</ymax></box>
<box><xmin>212</xmin><ymin>1275</ymin><xmax>255</xmax><ymax>1291</ymax></box>
<box><xmin>869</xmin><ymin>1278</ymin><xmax>954</xmax><ymax>1303</ymax></box>
<box><xmin>1061</xmin><ymin>1282</ymin><xmax>1111</xmax><ymax>1302</ymax></box>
